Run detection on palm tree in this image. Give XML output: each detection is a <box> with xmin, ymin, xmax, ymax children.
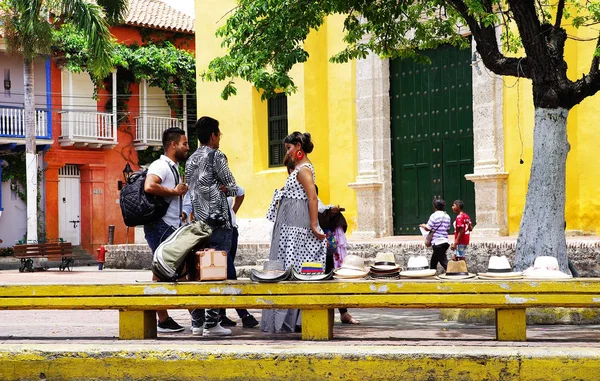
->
<box><xmin>1</xmin><ymin>0</ymin><xmax>127</xmax><ymax>243</ymax></box>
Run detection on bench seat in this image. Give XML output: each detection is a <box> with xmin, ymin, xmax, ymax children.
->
<box><xmin>0</xmin><ymin>279</ymin><xmax>598</xmax><ymax>341</ymax></box>
<box><xmin>13</xmin><ymin>242</ymin><xmax>74</xmax><ymax>272</ymax></box>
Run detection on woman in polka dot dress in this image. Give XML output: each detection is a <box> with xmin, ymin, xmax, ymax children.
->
<box><xmin>261</xmin><ymin>131</ymin><xmax>327</xmax><ymax>333</ymax></box>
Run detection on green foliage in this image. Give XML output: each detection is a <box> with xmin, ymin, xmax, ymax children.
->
<box><xmin>0</xmin><ymin>153</ymin><xmax>27</xmax><ymax>202</ymax></box>
<box><xmin>0</xmin><ymin>247</ymin><xmax>15</xmax><ymax>257</ymax></box>
<box><xmin>53</xmin><ymin>25</ymin><xmax>196</xmax><ymax>111</ymax></box>
<box><xmin>202</xmin><ymin>0</ymin><xmax>600</xmax><ymax>100</ymax></box>
<box><xmin>0</xmin><ymin>0</ymin><xmax>121</xmax><ymax>79</ymax></box>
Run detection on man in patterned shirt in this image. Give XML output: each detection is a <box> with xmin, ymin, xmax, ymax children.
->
<box><xmin>185</xmin><ymin>116</ymin><xmax>238</xmax><ymax>337</ymax></box>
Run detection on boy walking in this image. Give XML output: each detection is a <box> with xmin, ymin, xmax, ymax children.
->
<box><xmin>451</xmin><ymin>200</ymin><xmax>472</xmax><ymax>261</ymax></box>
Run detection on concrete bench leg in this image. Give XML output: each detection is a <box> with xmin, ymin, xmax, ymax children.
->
<box><xmin>301</xmin><ymin>309</ymin><xmax>334</xmax><ymax>341</ymax></box>
<box><xmin>119</xmin><ymin>310</ymin><xmax>157</xmax><ymax>340</ymax></box>
<box><xmin>496</xmin><ymin>308</ymin><xmax>526</xmax><ymax>341</ymax></box>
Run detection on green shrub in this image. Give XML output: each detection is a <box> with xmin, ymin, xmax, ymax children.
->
<box><xmin>0</xmin><ymin>247</ymin><xmax>15</xmax><ymax>257</ymax></box>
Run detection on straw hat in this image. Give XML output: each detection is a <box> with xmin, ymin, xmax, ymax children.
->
<box><xmin>522</xmin><ymin>256</ymin><xmax>572</xmax><ymax>280</ymax></box>
<box><xmin>400</xmin><ymin>256</ymin><xmax>437</xmax><ymax>278</ymax></box>
<box><xmin>438</xmin><ymin>260</ymin><xmax>476</xmax><ymax>280</ymax></box>
<box><xmin>292</xmin><ymin>262</ymin><xmax>333</xmax><ymax>281</ymax></box>
<box><xmin>370</xmin><ymin>252</ymin><xmax>400</xmax><ymax>271</ymax></box>
<box><xmin>250</xmin><ymin>260</ymin><xmax>292</xmax><ymax>283</ymax></box>
<box><xmin>477</xmin><ymin>256</ymin><xmax>522</xmax><ymax>279</ymax></box>
<box><xmin>333</xmin><ymin>255</ymin><xmax>369</xmax><ymax>279</ymax></box>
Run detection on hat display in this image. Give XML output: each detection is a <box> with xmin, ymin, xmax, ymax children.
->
<box><xmin>292</xmin><ymin>262</ymin><xmax>333</xmax><ymax>281</ymax></box>
<box><xmin>250</xmin><ymin>260</ymin><xmax>292</xmax><ymax>283</ymax></box>
<box><xmin>333</xmin><ymin>255</ymin><xmax>369</xmax><ymax>279</ymax></box>
<box><xmin>438</xmin><ymin>260</ymin><xmax>476</xmax><ymax>280</ymax></box>
<box><xmin>369</xmin><ymin>252</ymin><xmax>401</xmax><ymax>279</ymax></box>
<box><xmin>399</xmin><ymin>256</ymin><xmax>437</xmax><ymax>278</ymax></box>
<box><xmin>477</xmin><ymin>256</ymin><xmax>522</xmax><ymax>279</ymax></box>
<box><xmin>522</xmin><ymin>256</ymin><xmax>572</xmax><ymax>280</ymax></box>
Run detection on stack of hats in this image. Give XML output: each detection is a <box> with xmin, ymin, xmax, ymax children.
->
<box><xmin>522</xmin><ymin>256</ymin><xmax>572</xmax><ymax>280</ymax></box>
<box><xmin>369</xmin><ymin>252</ymin><xmax>401</xmax><ymax>279</ymax></box>
<box><xmin>399</xmin><ymin>256</ymin><xmax>437</xmax><ymax>279</ymax></box>
<box><xmin>477</xmin><ymin>256</ymin><xmax>522</xmax><ymax>280</ymax></box>
<box><xmin>333</xmin><ymin>255</ymin><xmax>369</xmax><ymax>280</ymax></box>
<box><xmin>250</xmin><ymin>260</ymin><xmax>292</xmax><ymax>283</ymax></box>
<box><xmin>438</xmin><ymin>260</ymin><xmax>476</xmax><ymax>280</ymax></box>
<box><xmin>292</xmin><ymin>262</ymin><xmax>333</xmax><ymax>281</ymax></box>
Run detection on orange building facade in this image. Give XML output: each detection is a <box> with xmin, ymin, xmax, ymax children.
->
<box><xmin>44</xmin><ymin>21</ymin><xmax>195</xmax><ymax>254</ymax></box>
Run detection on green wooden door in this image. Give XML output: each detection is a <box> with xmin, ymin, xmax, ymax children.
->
<box><xmin>390</xmin><ymin>45</ymin><xmax>475</xmax><ymax>235</ymax></box>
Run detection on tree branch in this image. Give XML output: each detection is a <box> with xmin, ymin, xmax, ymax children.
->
<box><xmin>446</xmin><ymin>0</ymin><xmax>532</xmax><ymax>78</ymax></box>
<box><xmin>555</xmin><ymin>0</ymin><xmax>565</xmax><ymax>28</ymax></box>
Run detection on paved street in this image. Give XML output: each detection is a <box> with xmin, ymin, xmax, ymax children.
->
<box><xmin>1</xmin><ymin>267</ymin><xmax>599</xmax><ymax>348</ymax></box>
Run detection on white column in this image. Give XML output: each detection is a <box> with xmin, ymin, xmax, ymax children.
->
<box><xmin>141</xmin><ymin>79</ymin><xmax>148</xmax><ymax>144</ymax></box>
<box><xmin>182</xmin><ymin>93</ymin><xmax>187</xmax><ymax>134</ymax></box>
<box><xmin>112</xmin><ymin>70</ymin><xmax>117</xmax><ymax>142</ymax></box>
<box><xmin>348</xmin><ymin>52</ymin><xmax>393</xmax><ymax>238</ymax></box>
<box><xmin>464</xmin><ymin>38</ymin><xmax>509</xmax><ymax>236</ymax></box>
<box><xmin>67</xmin><ymin>70</ymin><xmax>73</xmax><ymax>140</ymax></box>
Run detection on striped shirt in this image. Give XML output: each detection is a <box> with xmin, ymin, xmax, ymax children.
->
<box><xmin>426</xmin><ymin>211</ymin><xmax>451</xmax><ymax>245</ymax></box>
<box><xmin>185</xmin><ymin>145</ymin><xmax>238</xmax><ymax>230</ymax></box>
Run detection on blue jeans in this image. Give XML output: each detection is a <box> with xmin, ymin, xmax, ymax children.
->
<box><xmin>456</xmin><ymin>244</ymin><xmax>468</xmax><ymax>259</ymax></box>
<box><xmin>191</xmin><ymin>227</ymin><xmax>238</xmax><ymax>328</ymax></box>
<box><xmin>144</xmin><ymin>219</ymin><xmax>176</xmax><ymax>254</ymax></box>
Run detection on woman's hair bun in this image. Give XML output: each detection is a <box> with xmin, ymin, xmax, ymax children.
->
<box><xmin>302</xmin><ymin>132</ymin><xmax>314</xmax><ymax>153</ymax></box>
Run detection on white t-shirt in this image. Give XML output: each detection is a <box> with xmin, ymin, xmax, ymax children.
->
<box><xmin>227</xmin><ymin>185</ymin><xmax>245</xmax><ymax>228</ymax></box>
<box><xmin>147</xmin><ymin>155</ymin><xmax>181</xmax><ymax>228</ymax></box>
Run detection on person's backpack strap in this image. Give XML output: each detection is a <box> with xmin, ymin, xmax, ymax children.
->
<box><xmin>165</xmin><ymin>159</ymin><xmax>183</xmax><ymax>227</ymax></box>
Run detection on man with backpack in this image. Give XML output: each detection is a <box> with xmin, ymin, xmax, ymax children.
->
<box><xmin>186</xmin><ymin>116</ymin><xmax>256</xmax><ymax>336</ymax></box>
<box><xmin>143</xmin><ymin>127</ymin><xmax>190</xmax><ymax>333</ymax></box>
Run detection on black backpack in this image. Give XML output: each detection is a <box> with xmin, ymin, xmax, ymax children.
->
<box><xmin>119</xmin><ymin>169</ymin><xmax>170</xmax><ymax>227</ymax></box>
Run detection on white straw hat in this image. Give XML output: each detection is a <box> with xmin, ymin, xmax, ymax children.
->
<box><xmin>477</xmin><ymin>256</ymin><xmax>522</xmax><ymax>279</ymax></box>
<box><xmin>400</xmin><ymin>256</ymin><xmax>436</xmax><ymax>278</ymax></box>
<box><xmin>522</xmin><ymin>256</ymin><xmax>572</xmax><ymax>280</ymax></box>
<box><xmin>334</xmin><ymin>255</ymin><xmax>368</xmax><ymax>279</ymax></box>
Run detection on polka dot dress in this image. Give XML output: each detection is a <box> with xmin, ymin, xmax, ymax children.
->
<box><xmin>269</xmin><ymin>163</ymin><xmax>326</xmax><ymax>272</ymax></box>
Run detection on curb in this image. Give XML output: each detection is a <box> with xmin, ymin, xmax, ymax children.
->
<box><xmin>1</xmin><ymin>344</ymin><xmax>599</xmax><ymax>381</ymax></box>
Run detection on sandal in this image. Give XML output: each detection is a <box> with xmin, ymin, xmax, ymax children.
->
<box><xmin>340</xmin><ymin>312</ymin><xmax>360</xmax><ymax>325</ymax></box>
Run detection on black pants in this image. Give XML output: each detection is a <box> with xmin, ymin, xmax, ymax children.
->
<box><xmin>220</xmin><ymin>227</ymin><xmax>250</xmax><ymax>319</ymax></box>
<box><xmin>430</xmin><ymin>243</ymin><xmax>449</xmax><ymax>271</ymax></box>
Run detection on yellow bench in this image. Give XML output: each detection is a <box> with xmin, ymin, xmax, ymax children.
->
<box><xmin>1</xmin><ymin>279</ymin><xmax>598</xmax><ymax>341</ymax></box>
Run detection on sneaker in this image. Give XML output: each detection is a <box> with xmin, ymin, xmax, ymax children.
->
<box><xmin>157</xmin><ymin>317</ymin><xmax>185</xmax><ymax>333</ymax></box>
<box><xmin>191</xmin><ymin>321</ymin><xmax>204</xmax><ymax>336</ymax></box>
<box><xmin>241</xmin><ymin>314</ymin><xmax>259</xmax><ymax>328</ymax></box>
<box><xmin>220</xmin><ymin>315</ymin><xmax>237</xmax><ymax>327</ymax></box>
<box><xmin>203</xmin><ymin>322</ymin><xmax>232</xmax><ymax>337</ymax></box>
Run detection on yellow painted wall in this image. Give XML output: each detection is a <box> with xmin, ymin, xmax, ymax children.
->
<box><xmin>195</xmin><ymin>2</ymin><xmax>357</xmax><ymax>231</ymax></box>
<box><xmin>504</xmin><ymin>23</ymin><xmax>600</xmax><ymax>235</ymax></box>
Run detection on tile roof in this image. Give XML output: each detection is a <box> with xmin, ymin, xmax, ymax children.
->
<box><xmin>125</xmin><ymin>0</ymin><xmax>194</xmax><ymax>34</ymax></box>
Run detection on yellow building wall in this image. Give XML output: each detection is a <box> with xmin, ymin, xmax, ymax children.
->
<box><xmin>504</xmin><ymin>23</ymin><xmax>600</xmax><ymax>235</ymax></box>
<box><xmin>195</xmin><ymin>2</ymin><xmax>358</xmax><ymax>232</ymax></box>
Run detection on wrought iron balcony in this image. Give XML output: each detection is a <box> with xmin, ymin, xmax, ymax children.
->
<box><xmin>58</xmin><ymin>111</ymin><xmax>117</xmax><ymax>148</ymax></box>
<box><xmin>133</xmin><ymin>116</ymin><xmax>183</xmax><ymax>151</ymax></box>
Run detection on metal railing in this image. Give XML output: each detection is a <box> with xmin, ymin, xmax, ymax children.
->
<box><xmin>134</xmin><ymin>116</ymin><xmax>183</xmax><ymax>147</ymax></box>
<box><xmin>0</xmin><ymin>106</ymin><xmax>50</xmax><ymax>139</ymax></box>
<box><xmin>59</xmin><ymin>111</ymin><xmax>116</xmax><ymax>143</ymax></box>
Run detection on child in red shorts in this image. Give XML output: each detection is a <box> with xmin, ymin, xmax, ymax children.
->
<box><xmin>451</xmin><ymin>200</ymin><xmax>472</xmax><ymax>261</ymax></box>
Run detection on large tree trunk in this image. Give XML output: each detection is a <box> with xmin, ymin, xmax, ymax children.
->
<box><xmin>24</xmin><ymin>58</ymin><xmax>38</xmax><ymax>244</ymax></box>
<box><xmin>514</xmin><ymin>108</ymin><xmax>569</xmax><ymax>273</ymax></box>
